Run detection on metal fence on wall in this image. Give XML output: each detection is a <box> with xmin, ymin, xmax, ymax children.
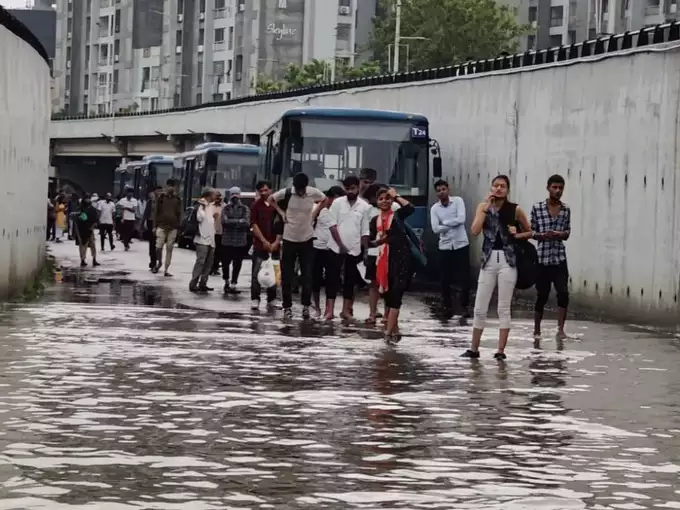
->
<box><xmin>52</xmin><ymin>20</ymin><xmax>680</xmax><ymax>121</ymax></box>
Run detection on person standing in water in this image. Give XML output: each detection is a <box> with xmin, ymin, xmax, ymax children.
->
<box><xmin>98</xmin><ymin>192</ymin><xmax>117</xmax><ymax>252</ymax></box>
<box><xmin>366</xmin><ymin>187</ymin><xmax>414</xmax><ymax>342</ymax></box>
<box><xmin>463</xmin><ymin>175</ymin><xmax>533</xmax><ymax>360</ymax></box>
<box><xmin>74</xmin><ymin>194</ymin><xmax>100</xmax><ymax>267</ymax></box>
<box><xmin>531</xmin><ymin>174</ymin><xmax>571</xmax><ymax>339</ymax></box>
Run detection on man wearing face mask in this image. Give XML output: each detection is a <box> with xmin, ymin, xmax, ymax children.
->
<box><xmin>220</xmin><ymin>187</ymin><xmax>251</xmax><ymax>294</ymax></box>
<box><xmin>117</xmin><ymin>187</ymin><xmax>139</xmax><ymax>251</ymax></box>
<box><xmin>98</xmin><ymin>192</ymin><xmax>117</xmax><ymax>252</ymax></box>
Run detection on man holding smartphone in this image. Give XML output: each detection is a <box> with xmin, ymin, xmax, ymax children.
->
<box><xmin>530</xmin><ymin>174</ymin><xmax>571</xmax><ymax>339</ymax></box>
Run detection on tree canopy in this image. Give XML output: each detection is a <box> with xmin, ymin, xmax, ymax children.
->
<box><xmin>370</xmin><ymin>0</ymin><xmax>529</xmax><ymax>71</ymax></box>
<box><xmin>255</xmin><ymin>59</ymin><xmax>382</xmax><ymax>94</ymax></box>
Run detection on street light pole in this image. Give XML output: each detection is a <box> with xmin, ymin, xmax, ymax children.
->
<box><xmin>393</xmin><ymin>0</ymin><xmax>402</xmax><ymax>74</ymax></box>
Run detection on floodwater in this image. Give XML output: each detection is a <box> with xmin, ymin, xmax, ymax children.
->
<box><xmin>0</xmin><ymin>273</ymin><xmax>680</xmax><ymax>509</ymax></box>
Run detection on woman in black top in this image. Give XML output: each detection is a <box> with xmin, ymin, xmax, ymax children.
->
<box><xmin>367</xmin><ymin>187</ymin><xmax>414</xmax><ymax>342</ymax></box>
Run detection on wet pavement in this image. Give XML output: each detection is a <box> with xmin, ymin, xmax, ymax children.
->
<box><xmin>0</xmin><ymin>242</ymin><xmax>679</xmax><ymax>508</ymax></box>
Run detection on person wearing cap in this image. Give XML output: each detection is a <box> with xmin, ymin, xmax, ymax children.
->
<box><xmin>220</xmin><ymin>186</ymin><xmax>251</xmax><ymax>294</ymax></box>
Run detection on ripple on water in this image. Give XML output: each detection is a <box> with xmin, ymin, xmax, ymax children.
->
<box><xmin>0</xmin><ymin>301</ymin><xmax>679</xmax><ymax>507</ymax></box>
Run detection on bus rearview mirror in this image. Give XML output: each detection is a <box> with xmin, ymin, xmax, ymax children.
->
<box><xmin>433</xmin><ymin>157</ymin><xmax>443</xmax><ymax>178</ymax></box>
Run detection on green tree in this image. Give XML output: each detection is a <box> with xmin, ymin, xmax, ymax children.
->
<box><xmin>255</xmin><ymin>58</ymin><xmax>383</xmax><ymax>93</ymax></box>
<box><xmin>255</xmin><ymin>76</ymin><xmax>284</xmax><ymax>94</ymax></box>
<box><xmin>370</xmin><ymin>0</ymin><xmax>529</xmax><ymax>71</ymax></box>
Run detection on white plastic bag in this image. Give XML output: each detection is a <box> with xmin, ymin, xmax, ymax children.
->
<box><xmin>356</xmin><ymin>261</ymin><xmax>370</xmax><ymax>283</ymax></box>
<box><xmin>257</xmin><ymin>258</ymin><xmax>277</xmax><ymax>289</ymax></box>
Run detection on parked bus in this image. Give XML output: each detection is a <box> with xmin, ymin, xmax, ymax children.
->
<box><xmin>173</xmin><ymin>142</ymin><xmax>262</xmax><ymax>248</ymax></box>
<box><xmin>261</xmin><ymin>107</ymin><xmax>441</xmax><ymax>240</ymax></box>
<box><xmin>173</xmin><ymin>142</ymin><xmax>262</xmax><ymax>208</ymax></box>
<box><xmin>114</xmin><ymin>154</ymin><xmax>175</xmax><ymax>200</ymax></box>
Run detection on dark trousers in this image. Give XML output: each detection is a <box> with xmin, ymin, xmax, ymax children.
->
<box><xmin>326</xmin><ymin>252</ymin><xmax>362</xmax><ymax>300</ymax></box>
<box><xmin>148</xmin><ymin>226</ymin><xmax>157</xmax><ymax>267</ymax></box>
<box><xmin>221</xmin><ymin>245</ymin><xmax>248</xmax><ymax>284</ymax></box>
<box><xmin>535</xmin><ymin>262</ymin><xmax>570</xmax><ymax>312</ymax></box>
<box><xmin>439</xmin><ymin>245</ymin><xmax>471</xmax><ymax>314</ymax></box>
<box><xmin>281</xmin><ymin>239</ymin><xmax>314</xmax><ymax>309</ymax></box>
<box><xmin>121</xmin><ymin>220</ymin><xmax>135</xmax><ymax>248</ymax></box>
<box><xmin>212</xmin><ymin>234</ymin><xmax>223</xmax><ymax>273</ymax></box>
<box><xmin>312</xmin><ymin>248</ymin><xmax>329</xmax><ymax>295</ymax></box>
<box><xmin>47</xmin><ymin>218</ymin><xmax>55</xmax><ymax>240</ymax></box>
<box><xmin>100</xmin><ymin>224</ymin><xmax>115</xmax><ymax>251</ymax></box>
<box><xmin>251</xmin><ymin>250</ymin><xmax>279</xmax><ymax>302</ymax></box>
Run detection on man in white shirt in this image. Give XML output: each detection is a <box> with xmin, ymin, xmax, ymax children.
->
<box><xmin>117</xmin><ymin>188</ymin><xmax>139</xmax><ymax>251</ymax></box>
<box><xmin>97</xmin><ymin>193</ymin><xmax>117</xmax><ymax>252</ymax></box>
<box><xmin>190</xmin><ymin>188</ymin><xmax>216</xmax><ymax>293</ymax></box>
<box><xmin>430</xmin><ymin>179</ymin><xmax>470</xmax><ymax>318</ymax></box>
<box><xmin>268</xmin><ymin>172</ymin><xmax>325</xmax><ymax>320</ymax></box>
<box><xmin>311</xmin><ymin>186</ymin><xmax>345</xmax><ymax>317</ymax></box>
<box><xmin>327</xmin><ymin>175</ymin><xmax>371</xmax><ymax>320</ymax></box>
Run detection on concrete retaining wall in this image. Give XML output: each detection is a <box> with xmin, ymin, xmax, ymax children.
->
<box><xmin>52</xmin><ymin>44</ymin><xmax>680</xmax><ymax>323</ymax></box>
<box><xmin>0</xmin><ymin>11</ymin><xmax>50</xmax><ymax>298</ymax></box>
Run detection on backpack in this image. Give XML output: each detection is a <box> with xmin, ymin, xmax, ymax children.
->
<box><xmin>514</xmin><ymin>240</ymin><xmax>538</xmax><ymax>290</ymax></box>
<box><xmin>393</xmin><ymin>213</ymin><xmax>427</xmax><ymax>270</ymax></box>
<box><xmin>184</xmin><ymin>205</ymin><xmax>200</xmax><ymax>238</ymax></box>
<box><xmin>272</xmin><ymin>187</ymin><xmax>293</xmax><ymax>231</ymax></box>
<box><xmin>502</xmin><ymin>202</ymin><xmax>538</xmax><ymax>290</ymax></box>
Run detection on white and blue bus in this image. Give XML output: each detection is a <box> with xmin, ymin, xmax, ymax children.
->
<box><xmin>114</xmin><ymin>154</ymin><xmax>175</xmax><ymax>200</ymax></box>
<box><xmin>173</xmin><ymin>142</ymin><xmax>262</xmax><ymax>208</ymax></box>
<box><xmin>261</xmin><ymin>107</ymin><xmax>441</xmax><ymax>240</ymax></box>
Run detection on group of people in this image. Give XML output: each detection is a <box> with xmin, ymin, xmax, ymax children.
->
<box><xmin>50</xmin><ymin>169</ymin><xmax>572</xmax><ymax>355</ymax></box>
<box><xmin>183</xmin><ymin>168</ymin><xmax>571</xmax><ymax>349</ymax></box>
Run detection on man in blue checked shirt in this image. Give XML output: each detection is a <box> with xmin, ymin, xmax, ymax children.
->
<box><xmin>530</xmin><ymin>174</ymin><xmax>571</xmax><ymax>339</ymax></box>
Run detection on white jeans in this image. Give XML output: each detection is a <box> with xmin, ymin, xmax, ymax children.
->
<box><xmin>473</xmin><ymin>250</ymin><xmax>518</xmax><ymax>329</ymax></box>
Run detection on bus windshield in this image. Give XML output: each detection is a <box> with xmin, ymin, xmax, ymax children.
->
<box><xmin>283</xmin><ymin>118</ymin><xmax>429</xmax><ymax>195</ymax></box>
<box><xmin>151</xmin><ymin>162</ymin><xmax>174</xmax><ymax>187</ymax></box>
<box><xmin>213</xmin><ymin>153</ymin><xmax>260</xmax><ymax>192</ymax></box>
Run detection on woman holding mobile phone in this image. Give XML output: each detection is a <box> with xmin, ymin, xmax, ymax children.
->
<box><xmin>463</xmin><ymin>175</ymin><xmax>532</xmax><ymax>360</ymax></box>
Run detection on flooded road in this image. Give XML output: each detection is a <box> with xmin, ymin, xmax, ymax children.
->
<box><xmin>1</xmin><ymin>274</ymin><xmax>680</xmax><ymax>509</ymax></box>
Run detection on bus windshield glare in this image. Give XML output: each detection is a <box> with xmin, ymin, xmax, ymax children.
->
<box><xmin>283</xmin><ymin>118</ymin><xmax>429</xmax><ymax>195</ymax></box>
<box><xmin>151</xmin><ymin>162</ymin><xmax>174</xmax><ymax>188</ymax></box>
<box><xmin>213</xmin><ymin>153</ymin><xmax>260</xmax><ymax>192</ymax></box>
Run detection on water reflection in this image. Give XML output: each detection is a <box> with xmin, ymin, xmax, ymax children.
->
<box><xmin>0</xmin><ymin>279</ymin><xmax>678</xmax><ymax>507</ymax></box>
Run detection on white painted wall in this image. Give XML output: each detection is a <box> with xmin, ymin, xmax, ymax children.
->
<box><xmin>51</xmin><ymin>44</ymin><xmax>680</xmax><ymax>321</ymax></box>
<box><xmin>0</xmin><ymin>25</ymin><xmax>51</xmax><ymax>298</ymax></box>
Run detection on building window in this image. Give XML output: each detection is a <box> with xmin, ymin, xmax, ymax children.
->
<box><xmin>113</xmin><ymin>69</ymin><xmax>118</xmax><ymax>93</ymax></box>
<box><xmin>67</xmin><ymin>17</ymin><xmax>73</xmax><ymax>34</ymax></box>
<box><xmin>214</xmin><ymin>28</ymin><xmax>225</xmax><ymax>43</ymax></box>
<box><xmin>196</xmin><ymin>93</ymin><xmax>202</xmax><ymax>104</ymax></box>
<box><xmin>528</xmin><ymin>6</ymin><xmax>537</xmax><ymax>23</ymax></box>
<box><xmin>226</xmin><ymin>92</ymin><xmax>231</xmax><ymax>100</ymax></box>
<box><xmin>83</xmin><ymin>100</ymin><xmax>88</xmax><ymax>114</ymax></box>
<box><xmin>86</xmin><ymin>0</ymin><xmax>91</xmax><ymax>13</ymax></box>
<box><xmin>228</xmin><ymin>27</ymin><xmax>234</xmax><ymax>49</ymax></box>
<box><xmin>199</xmin><ymin>29</ymin><xmax>205</xmax><ymax>45</ymax></box>
<box><xmin>339</xmin><ymin>0</ymin><xmax>351</xmax><ymax>5</ymax></box>
<box><xmin>100</xmin><ymin>44</ymin><xmax>108</xmax><ymax>65</ymax></box>
<box><xmin>151</xmin><ymin>97</ymin><xmax>158</xmax><ymax>110</ymax></box>
<box><xmin>177</xmin><ymin>0</ymin><xmax>184</xmax><ymax>14</ymax></box>
<box><xmin>213</xmin><ymin>60</ymin><xmax>225</xmax><ymax>75</ymax></box>
<box><xmin>549</xmin><ymin>34</ymin><xmax>563</xmax><ymax>46</ymax></box>
<box><xmin>65</xmin><ymin>74</ymin><xmax>71</xmax><ymax>89</ymax></box>
<box><xmin>337</xmin><ymin>23</ymin><xmax>352</xmax><ymax>41</ymax></box>
<box><xmin>568</xmin><ymin>30</ymin><xmax>576</xmax><ymax>44</ymax></box>
<box><xmin>200</xmin><ymin>0</ymin><xmax>206</xmax><ymax>13</ymax></box>
<box><xmin>143</xmin><ymin>47</ymin><xmax>151</xmax><ymax>57</ymax></box>
<box><xmin>85</xmin><ymin>16</ymin><xmax>91</xmax><ymax>35</ymax></box>
<box><xmin>84</xmin><ymin>74</ymin><xmax>89</xmax><ymax>89</ymax></box>
<box><xmin>176</xmin><ymin>30</ymin><xmax>183</xmax><ymax>46</ymax></box>
<box><xmin>114</xmin><ymin>39</ymin><xmax>120</xmax><ymax>57</ymax></box>
<box><xmin>115</xmin><ymin>9</ymin><xmax>121</xmax><ymax>33</ymax></box>
<box><xmin>215</xmin><ymin>0</ymin><xmax>225</xmax><ymax>8</ymax></box>
<box><xmin>99</xmin><ymin>16</ymin><xmax>109</xmax><ymax>38</ymax></box>
<box><xmin>527</xmin><ymin>35</ymin><xmax>536</xmax><ymax>49</ymax></box>
<box><xmin>174</xmin><ymin>93</ymin><xmax>180</xmax><ymax>107</ymax></box>
<box><xmin>550</xmin><ymin>6</ymin><xmax>564</xmax><ymax>26</ymax></box>
<box><xmin>66</xmin><ymin>46</ymin><xmax>72</xmax><ymax>62</ymax></box>
<box><xmin>142</xmin><ymin>66</ymin><xmax>150</xmax><ymax>91</ymax></box>
<box><xmin>197</xmin><ymin>62</ymin><xmax>204</xmax><ymax>87</ymax></box>
<box><xmin>213</xmin><ymin>93</ymin><xmax>223</xmax><ymax>101</ymax></box>
<box><xmin>85</xmin><ymin>45</ymin><xmax>90</xmax><ymax>63</ymax></box>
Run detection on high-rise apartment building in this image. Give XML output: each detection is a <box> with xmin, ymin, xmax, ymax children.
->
<box><xmin>513</xmin><ymin>0</ymin><xmax>680</xmax><ymax>51</ymax></box>
<box><xmin>54</xmin><ymin>0</ymin><xmax>365</xmax><ymax>116</ymax></box>
<box><xmin>232</xmin><ymin>0</ymin><xmax>362</xmax><ymax>97</ymax></box>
